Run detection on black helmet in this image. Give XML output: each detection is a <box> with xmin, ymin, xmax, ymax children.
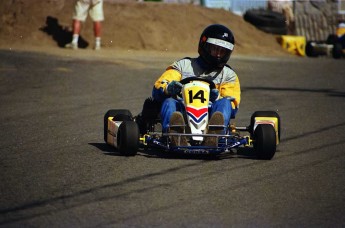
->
<box><xmin>198</xmin><ymin>24</ymin><xmax>235</xmax><ymax>68</ymax></box>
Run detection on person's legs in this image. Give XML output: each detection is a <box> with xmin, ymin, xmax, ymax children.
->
<box><xmin>93</xmin><ymin>21</ymin><xmax>102</xmax><ymax>50</ymax></box>
<box><xmin>71</xmin><ymin>19</ymin><xmax>81</xmax><ymax>44</ymax></box>
<box><xmin>93</xmin><ymin>21</ymin><xmax>101</xmax><ymax>37</ymax></box>
<box><xmin>89</xmin><ymin>0</ymin><xmax>104</xmax><ymax>50</ymax></box>
<box><xmin>203</xmin><ymin>98</ymin><xmax>233</xmax><ymax>146</ymax></box>
<box><xmin>161</xmin><ymin>98</ymin><xmax>187</xmax><ymax>146</ymax></box>
<box><xmin>73</xmin><ymin>19</ymin><xmax>82</xmax><ymax>35</ymax></box>
<box><xmin>210</xmin><ymin>98</ymin><xmax>232</xmax><ymax>127</ymax></box>
<box><xmin>66</xmin><ymin>1</ymin><xmax>88</xmax><ymax>49</ymax></box>
<box><xmin>161</xmin><ymin>98</ymin><xmax>184</xmax><ymax>132</ymax></box>
<box><xmin>65</xmin><ymin>19</ymin><xmax>82</xmax><ymax>49</ymax></box>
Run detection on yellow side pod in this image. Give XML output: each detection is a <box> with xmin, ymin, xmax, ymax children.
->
<box><xmin>254</xmin><ymin>117</ymin><xmax>280</xmax><ymax>145</ymax></box>
<box><xmin>107</xmin><ymin>117</ymin><xmax>118</xmax><ymax>146</ymax></box>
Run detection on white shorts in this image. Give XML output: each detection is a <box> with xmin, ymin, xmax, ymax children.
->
<box><xmin>73</xmin><ymin>0</ymin><xmax>104</xmax><ymax>22</ymax></box>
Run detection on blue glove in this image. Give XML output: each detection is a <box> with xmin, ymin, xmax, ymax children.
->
<box><xmin>210</xmin><ymin>89</ymin><xmax>219</xmax><ymax>102</ymax></box>
<box><xmin>166</xmin><ymin>81</ymin><xmax>183</xmax><ymax>96</ymax></box>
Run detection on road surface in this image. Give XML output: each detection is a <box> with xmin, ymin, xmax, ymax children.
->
<box><xmin>1</xmin><ymin>49</ymin><xmax>345</xmax><ymax>227</ymax></box>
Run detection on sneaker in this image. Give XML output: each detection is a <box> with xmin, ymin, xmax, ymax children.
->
<box><xmin>94</xmin><ymin>44</ymin><xmax>101</xmax><ymax>50</ymax></box>
<box><xmin>94</xmin><ymin>37</ymin><xmax>101</xmax><ymax>50</ymax></box>
<box><xmin>169</xmin><ymin>112</ymin><xmax>188</xmax><ymax>146</ymax></box>
<box><xmin>65</xmin><ymin>42</ymin><xmax>78</xmax><ymax>50</ymax></box>
<box><xmin>203</xmin><ymin>111</ymin><xmax>224</xmax><ymax>147</ymax></box>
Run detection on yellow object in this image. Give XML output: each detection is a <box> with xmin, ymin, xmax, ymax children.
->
<box><xmin>107</xmin><ymin>117</ymin><xmax>116</xmax><ymax>146</ymax></box>
<box><xmin>254</xmin><ymin>117</ymin><xmax>280</xmax><ymax>145</ymax></box>
<box><xmin>277</xmin><ymin>35</ymin><xmax>306</xmax><ymax>56</ymax></box>
<box><xmin>336</xmin><ymin>27</ymin><xmax>345</xmax><ymax>37</ymax></box>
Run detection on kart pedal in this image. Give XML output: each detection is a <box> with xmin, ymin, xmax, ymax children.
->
<box><xmin>169</xmin><ymin>112</ymin><xmax>188</xmax><ymax>146</ymax></box>
<box><xmin>204</xmin><ymin>111</ymin><xmax>224</xmax><ymax>147</ymax></box>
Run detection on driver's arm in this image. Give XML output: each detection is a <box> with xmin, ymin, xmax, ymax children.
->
<box><xmin>218</xmin><ymin>76</ymin><xmax>241</xmax><ymax>108</ymax></box>
<box><xmin>152</xmin><ymin>68</ymin><xmax>182</xmax><ymax>101</ymax></box>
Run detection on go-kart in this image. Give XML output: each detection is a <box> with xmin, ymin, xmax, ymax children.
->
<box><xmin>104</xmin><ymin>77</ymin><xmax>281</xmax><ymax>160</ymax></box>
<box><xmin>306</xmin><ymin>34</ymin><xmax>345</xmax><ymax>59</ymax></box>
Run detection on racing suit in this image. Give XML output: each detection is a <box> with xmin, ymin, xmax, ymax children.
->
<box><xmin>152</xmin><ymin>56</ymin><xmax>241</xmax><ymax>132</ymax></box>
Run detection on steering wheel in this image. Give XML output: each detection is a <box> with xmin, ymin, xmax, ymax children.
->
<box><xmin>179</xmin><ymin>77</ymin><xmax>216</xmax><ymax>90</ymax></box>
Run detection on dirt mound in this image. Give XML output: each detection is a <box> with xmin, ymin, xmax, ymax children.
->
<box><xmin>0</xmin><ymin>0</ymin><xmax>290</xmax><ymax>57</ymax></box>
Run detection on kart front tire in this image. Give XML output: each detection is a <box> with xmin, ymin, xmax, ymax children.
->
<box><xmin>254</xmin><ymin>124</ymin><xmax>276</xmax><ymax>160</ymax></box>
<box><xmin>117</xmin><ymin>121</ymin><xmax>139</xmax><ymax>156</ymax></box>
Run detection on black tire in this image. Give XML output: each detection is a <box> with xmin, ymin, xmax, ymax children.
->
<box><xmin>256</xmin><ymin>26</ymin><xmax>287</xmax><ymax>35</ymax></box>
<box><xmin>244</xmin><ymin>9</ymin><xmax>286</xmax><ymax>29</ymax></box>
<box><xmin>250</xmin><ymin>111</ymin><xmax>280</xmax><ymax>141</ymax></box>
<box><xmin>254</xmin><ymin>124</ymin><xmax>276</xmax><ymax>160</ymax></box>
<box><xmin>117</xmin><ymin>121</ymin><xmax>139</xmax><ymax>156</ymax></box>
<box><xmin>306</xmin><ymin>41</ymin><xmax>319</xmax><ymax>57</ymax></box>
<box><xmin>104</xmin><ymin>109</ymin><xmax>133</xmax><ymax>143</ymax></box>
<box><xmin>332</xmin><ymin>42</ymin><xmax>343</xmax><ymax>59</ymax></box>
<box><xmin>326</xmin><ymin>34</ymin><xmax>338</xmax><ymax>45</ymax></box>
<box><xmin>141</xmin><ymin>97</ymin><xmax>161</xmax><ymax>121</ymax></box>
<box><xmin>136</xmin><ymin>97</ymin><xmax>162</xmax><ymax>135</ymax></box>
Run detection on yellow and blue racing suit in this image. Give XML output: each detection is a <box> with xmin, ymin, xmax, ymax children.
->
<box><xmin>337</xmin><ymin>23</ymin><xmax>345</xmax><ymax>49</ymax></box>
<box><xmin>152</xmin><ymin>57</ymin><xmax>241</xmax><ymax>132</ymax></box>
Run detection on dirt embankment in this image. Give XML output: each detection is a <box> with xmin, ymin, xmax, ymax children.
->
<box><xmin>0</xmin><ymin>0</ymin><xmax>291</xmax><ymax>57</ymax></box>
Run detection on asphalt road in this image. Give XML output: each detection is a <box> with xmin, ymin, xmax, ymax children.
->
<box><xmin>1</xmin><ymin>49</ymin><xmax>345</xmax><ymax>227</ymax></box>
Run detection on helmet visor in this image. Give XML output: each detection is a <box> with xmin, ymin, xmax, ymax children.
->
<box><xmin>206</xmin><ymin>37</ymin><xmax>233</xmax><ymax>58</ymax></box>
<box><xmin>207</xmin><ymin>43</ymin><xmax>229</xmax><ymax>58</ymax></box>
<box><xmin>206</xmin><ymin>37</ymin><xmax>234</xmax><ymax>50</ymax></box>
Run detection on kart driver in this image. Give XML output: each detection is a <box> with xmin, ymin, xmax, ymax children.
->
<box><xmin>152</xmin><ymin>24</ymin><xmax>241</xmax><ymax>146</ymax></box>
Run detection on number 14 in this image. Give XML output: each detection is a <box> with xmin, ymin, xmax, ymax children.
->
<box><xmin>188</xmin><ymin>90</ymin><xmax>207</xmax><ymax>103</ymax></box>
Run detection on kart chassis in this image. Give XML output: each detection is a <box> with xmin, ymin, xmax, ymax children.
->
<box><xmin>104</xmin><ymin>78</ymin><xmax>281</xmax><ymax>159</ymax></box>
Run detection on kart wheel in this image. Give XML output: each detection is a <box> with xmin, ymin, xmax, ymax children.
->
<box><xmin>332</xmin><ymin>42</ymin><xmax>343</xmax><ymax>59</ymax></box>
<box><xmin>326</xmin><ymin>34</ymin><xmax>338</xmax><ymax>45</ymax></box>
<box><xmin>254</xmin><ymin>124</ymin><xmax>276</xmax><ymax>160</ymax></box>
<box><xmin>250</xmin><ymin>111</ymin><xmax>280</xmax><ymax>141</ymax></box>
<box><xmin>104</xmin><ymin>109</ymin><xmax>133</xmax><ymax>143</ymax></box>
<box><xmin>306</xmin><ymin>41</ymin><xmax>318</xmax><ymax>57</ymax></box>
<box><xmin>137</xmin><ymin>97</ymin><xmax>162</xmax><ymax>134</ymax></box>
<box><xmin>117</xmin><ymin>121</ymin><xmax>139</xmax><ymax>156</ymax></box>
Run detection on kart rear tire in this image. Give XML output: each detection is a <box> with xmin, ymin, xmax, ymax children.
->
<box><xmin>117</xmin><ymin>121</ymin><xmax>139</xmax><ymax>156</ymax></box>
<box><xmin>332</xmin><ymin>42</ymin><xmax>343</xmax><ymax>59</ymax></box>
<box><xmin>254</xmin><ymin>124</ymin><xmax>276</xmax><ymax>160</ymax></box>
<box><xmin>250</xmin><ymin>111</ymin><xmax>280</xmax><ymax>141</ymax></box>
<box><xmin>104</xmin><ymin>109</ymin><xmax>133</xmax><ymax>143</ymax></box>
<box><xmin>326</xmin><ymin>34</ymin><xmax>338</xmax><ymax>45</ymax></box>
